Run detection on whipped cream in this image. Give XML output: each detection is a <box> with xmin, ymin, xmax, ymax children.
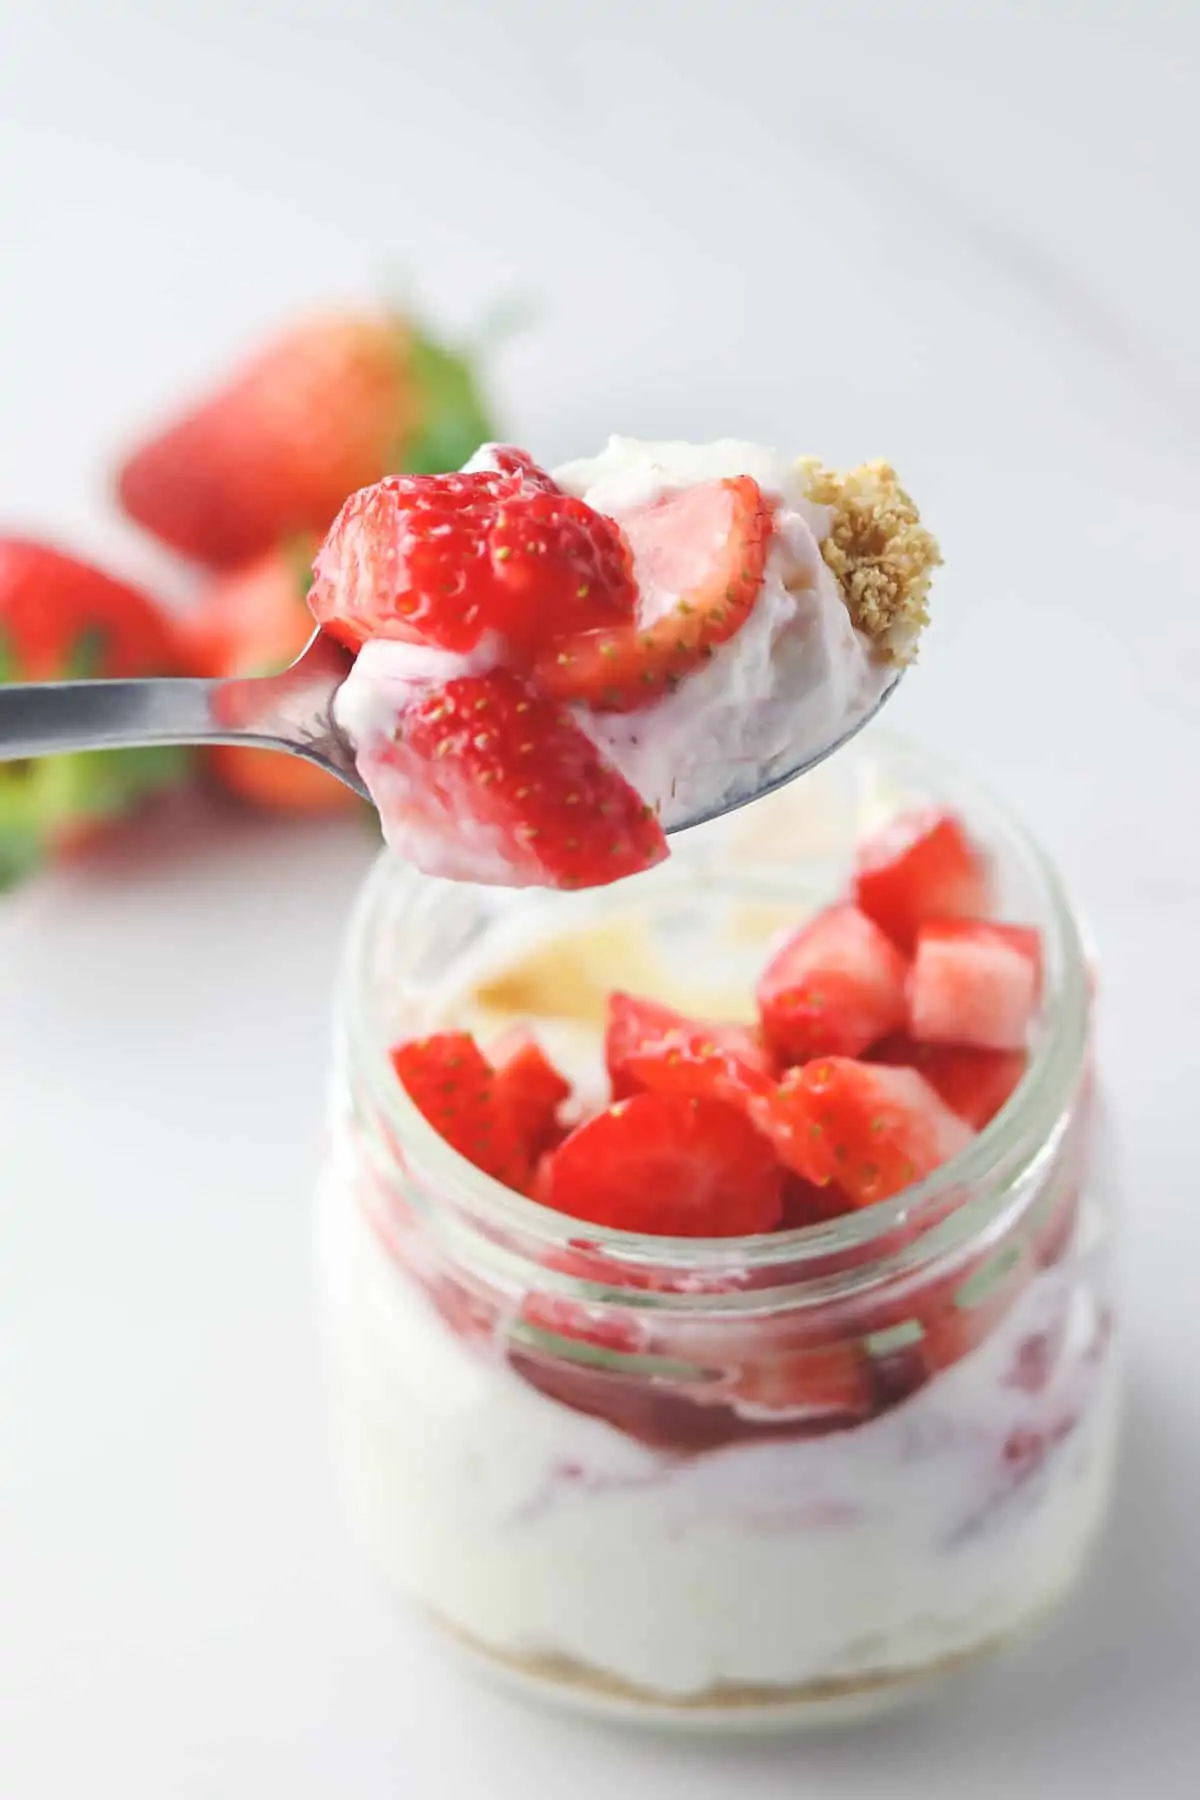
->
<box><xmin>333</xmin><ymin>439</ymin><xmax>891</xmax><ymax>870</ymax></box>
<box><xmin>555</xmin><ymin>439</ymin><xmax>889</xmax><ymax>832</ymax></box>
<box><xmin>318</xmin><ymin>1158</ymin><xmax>1117</xmax><ymax>1713</ymax></box>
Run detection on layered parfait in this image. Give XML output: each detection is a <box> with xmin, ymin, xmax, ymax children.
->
<box><xmin>314</xmin><ymin>438</ymin><xmax>938</xmax><ymax>883</ymax></box>
<box><xmin>313</xmin><ymin>442</ymin><xmax>1115</xmax><ymax>1725</ymax></box>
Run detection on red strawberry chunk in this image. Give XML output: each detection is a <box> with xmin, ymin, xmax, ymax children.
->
<box><xmin>869</xmin><ymin>1034</ymin><xmax>1028</xmax><ymax>1129</ymax></box>
<box><xmin>734</xmin><ymin>1341</ymin><xmax>875</xmax><ymax>1424</ymax></box>
<box><xmin>310</xmin><ymin>463</ymin><xmax>635</xmax><ymax>657</ymax></box>
<box><xmin>758</xmin><ymin>1057</ymin><xmax>973</xmax><ymax>1205</ymax></box>
<box><xmin>756</xmin><ymin>903</ymin><xmax>908</xmax><ymax>1063</ymax></box>
<box><xmin>361</xmin><ymin>669</ymin><xmax>667</xmax><ymax>889</ymax></box>
<box><xmin>541</xmin><ymin>1092</ymin><xmax>784</xmax><ymax>1237</ymax></box>
<box><xmin>853</xmin><ymin>809</ymin><xmax>990</xmax><ymax>952</ymax></box>
<box><xmin>908</xmin><ymin>920</ymin><xmax>1042</xmax><ymax>1052</ymax></box>
<box><xmin>487</xmin><ymin>489</ymin><xmax>638</xmax><ymax>655</ymax></box>
<box><xmin>488</xmin><ymin>1027</ymin><xmax>572</xmax><ymax>1159</ymax></box>
<box><xmin>390</xmin><ymin>1032</ymin><xmax>529</xmax><ymax>1190</ymax></box>
<box><xmin>604</xmin><ymin>991</ymin><xmax>774</xmax><ymax>1110</ymax></box>
<box><xmin>533</xmin><ymin>476</ymin><xmax>772</xmax><ymax>712</ymax></box>
<box><xmin>778</xmin><ymin>1171</ymin><xmax>856</xmax><ymax>1229</ymax></box>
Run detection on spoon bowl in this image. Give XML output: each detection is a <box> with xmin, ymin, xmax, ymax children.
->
<box><xmin>0</xmin><ymin>630</ymin><xmax>899</xmax><ymax>836</ymax></box>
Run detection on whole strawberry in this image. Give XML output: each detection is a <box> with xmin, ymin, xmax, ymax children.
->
<box><xmin>180</xmin><ymin>541</ymin><xmax>361</xmax><ymax>814</ymax></box>
<box><xmin>0</xmin><ymin>539</ymin><xmax>189</xmax><ymax>885</ymax></box>
<box><xmin>116</xmin><ymin>310</ymin><xmax>496</xmax><ymax>568</ymax></box>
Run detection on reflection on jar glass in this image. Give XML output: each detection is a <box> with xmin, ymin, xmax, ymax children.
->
<box><xmin>316</xmin><ymin>736</ymin><xmax>1118</xmax><ymax>1731</ymax></box>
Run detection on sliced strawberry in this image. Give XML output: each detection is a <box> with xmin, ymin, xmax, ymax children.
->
<box><xmin>533</xmin><ymin>476</ymin><xmax>773</xmax><ymax>712</ymax></box>
<box><xmin>908</xmin><ymin>919</ymin><xmax>1042</xmax><ymax>1052</ymax></box>
<box><xmin>540</xmin><ymin>1092</ymin><xmax>784</xmax><ymax>1237</ymax></box>
<box><xmin>390</xmin><ymin>1032</ymin><xmax>529</xmax><ymax>1190</ymax></box>
<box><xmin>604</xmin><ymin>992</ymin><xmax>774</xmax><ymax>1110</ymax></box>
<box><xmin>733</xmin><ymin>1341</ymin><xmax>875</xmax><ymax>1424</ymax></box>
<box><xmin>309</xmin><ymin>466</ymin><xmax>635</xmax><ymax>656</ymax></box>
<box><xmin>853</xmin><ymin>809</ymin><xmax>990</xmax><ymax>952</ymax></box>
<box><xmin>759</xmin><ymin>1057</ymin><xmax>974</xmax><ymax>1205</ymax></box>
<box><xmin>359</xmin><ymin>668</ymin><xmax>667</xmax><ymax>889</ymax></box>
<box><xmin>488</xmin><ymin>1027</ymin><xmax>572</xmax><ymax>1159</ymax></box>
<box><xmin>756</xmin><ymin>903</ymin><xmax>909</xmax><ymax>1064</ymax></box>
<box><xmin>868</xmin><ymin>1034</ymin><xmax>1027</xmax><ymax>1129</ymax></box>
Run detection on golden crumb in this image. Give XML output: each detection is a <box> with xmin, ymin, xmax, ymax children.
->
<box><xmin>796</xmin><ymin>460</ymin><xmax>942</xmax><ymax>666</ymax></box>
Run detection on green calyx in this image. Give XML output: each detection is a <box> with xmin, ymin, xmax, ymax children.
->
<box><xmin>0</xmin><ymin>745</ymin><xmax>192</xmax><ymax>891</ymax></box>
<box><xmin>400</xmin><ymin>320</ymin><xmax>499</xmax><ymax>476</ymax></box>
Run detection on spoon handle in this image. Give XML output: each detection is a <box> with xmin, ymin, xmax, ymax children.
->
<box><xmin>0</xmin><ymin>675</ymin><xmax>222</xmax><ymax>762</ymax></box>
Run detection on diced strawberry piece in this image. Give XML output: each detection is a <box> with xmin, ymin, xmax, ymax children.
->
<box><xmin>734</xmin><ymin>1340</ymin><xmax>875</xmax><ymax>1424</ymax></box>
<box><xmin>758</xmin><ymin>1057</ymin><xmax>974</xmax><ymax>1205</ymax></box>
<box><xmin>486</xmin><ymin>489</ymin><xmax>639</xmax><ymax>656</ymax></box>
<box><xmin>488</xmin><ymin>1027</ymin><xmax>572</xmax><ymax>1159</ymax></box>
<box><xmin>853</xmin><ymin>809</ymin><xmax>990</xmax><ymax>952</ymax></box>
<box><xmin>755</xmin><ymin>903</ymin><xmax>908</xmax><ymax>1064</ymax></box>
<box><xmin>310</xmin><ymin>464</ymin><xmax>635</xmax><ymax>656</ymax></box>
<box><xmin>778</xmin><ymin>1172</ymin><xmax>856</xmax><ymax>1229</ymax></box>
<box><xmin>908</xmin><ymin>919</ymin><xmax>1042</xmax><ymax>1052</ymax></box>
<box><xmin>533</xmin><ymin>477</ymin><xmax>773</xmax><ymax>712</ymax></box>
<box><xmin>540</xmin><ymin>1093</ymin><xmax>784</xmax><ymax>1237</ymax></box>
<box><xmin>390</xmin><ymin>1032</ymin><xmax>529</xmax><ymax>1190</ymax></box>
<box><xmin>604</xmin><ymin>992</ymin><xmax>774</xmax><ymax>1111</ymax></box>
<box><xmin>361</xmin><ymin>669</ymin><xmax>667</xmax><ymax>889</ymax></box>
<box><xmin>868</xmin><ymin>1034</ymin><xmax>1027</xmax><ymax>1129</ymax></box>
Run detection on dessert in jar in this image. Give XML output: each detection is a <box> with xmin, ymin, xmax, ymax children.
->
<box><xmin>316</xmin><ymin>738</ymin><xmax>1116</xmax><ymax>1728</ymax></box>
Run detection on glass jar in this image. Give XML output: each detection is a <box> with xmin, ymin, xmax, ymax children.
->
<box><xmin>316</xmin><ymin>735</ymin><xmax>1118</xmax><ymax>1730</ymax></box>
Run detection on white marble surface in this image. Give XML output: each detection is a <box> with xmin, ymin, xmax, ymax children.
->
<box><xmin>1</xmin><ymin>2</ymin><xmax>1198</xmax><ymax>1795</ymax></box>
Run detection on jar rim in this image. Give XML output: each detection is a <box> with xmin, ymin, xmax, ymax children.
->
<box><xmin>339</xmin><ymin>732</ymin><xmax>1090</xmax><ymax>1291</ymax></box>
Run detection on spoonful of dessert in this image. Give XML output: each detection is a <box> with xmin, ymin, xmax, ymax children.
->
<box><xmin>0</xmin><ymin>440</ymin><xmax>938</xmax><ymax>889</ymax></box>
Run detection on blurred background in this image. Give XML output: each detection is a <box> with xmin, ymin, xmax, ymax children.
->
<box><xmin>1</xmin><ymin>3</ymin><xmax>1197</xmax><ymax>1796</ymax></box>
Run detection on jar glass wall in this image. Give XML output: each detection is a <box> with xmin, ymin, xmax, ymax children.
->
<box><xmin>316</xmin><ymin>736</ymin><xmax>1118</xmax><ymax>1730</ymax></box>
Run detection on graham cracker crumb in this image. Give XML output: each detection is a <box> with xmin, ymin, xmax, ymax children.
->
<box><xmin>797</xmin><ymin>460</ymin><xmax>941</xmax><ymax>666</ymax></box>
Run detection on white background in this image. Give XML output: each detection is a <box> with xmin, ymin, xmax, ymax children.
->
<box><xmin>2</xmin><ymin>2</ymin><xmax>1198</xmax><ymax>1795</ymax></box>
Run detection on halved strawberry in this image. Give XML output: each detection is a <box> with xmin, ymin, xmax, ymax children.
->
<box><xmin>540</xmin><ymin>1092</ymin><xmax>784</xmax><ymax>1237</ymax></box>
<box><xmin>755</xmin><ymin>903</ymin><xmax>909</xmax><ymax>1064</ymax></box>
<box><xmin>309</xmin><ymin>466</ymin><xmax>635</xmax><ymax>657</ymax></box>
<box><xmin>533</xmin><ymin>476</ymin><xmax>773</xmax><ymax>712</ymax></box>
<box><xmin>488</xmin><ymin>1027</ymin><xmax>572</xmax><ymax>1160</ymax></box>
<box><xmin>758</xmin><ymin>1057</ymin><xmax>974</xmax><ymax>1205</ymax></box>
<box><xmin>853</xmin><ymin>809</ymin><xmax>990</xmax><ymax>952</ymax></box>
<box><xmin>390</xmin><ymin>1032</ymin><xmax>529</xmax><ymax>1190</ymax></box>
<box><xmin>868</xmin><ymin>1034</ymin><xmax>1028</xmax><ymax>1129</ymax></box>
<box><xmin>604</xmin><ymin>992</ymin><xmax>774</xmax><ymax>1110</ymax></box>
<box><xmin>358</xmin><ymin>668</ymin><xmax>667</xmax><ymax>889</ymax></box>
<box><xmin>908</xmin><ymin>920</ymin><xmax>1042</xmax><ymax>1052</ymax></box>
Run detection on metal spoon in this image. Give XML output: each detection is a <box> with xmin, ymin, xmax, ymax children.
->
<box><xmin>0</xmin><ymin>629</ymin><xmax>899</xmax><ymax>833</ymax></box>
